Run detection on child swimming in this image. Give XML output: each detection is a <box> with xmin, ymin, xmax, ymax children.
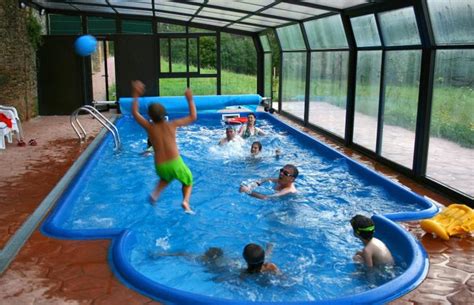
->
<box><xmin>242</xmin><ymin>243</ymin><xmax>279</xmax><ymax>274</ymax></box>
<box><xmin>350</xmin><ymin>215</ymin><xmax>394</xmax><ymax>267</ymax></box>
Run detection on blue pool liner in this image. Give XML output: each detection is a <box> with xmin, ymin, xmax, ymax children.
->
<box><xmin>41</xmin><ymin>110</ymin><xmax>438</xmax><ymax>305</ymax></box>
<box><xmin>119</xmin><ymin>95</ymin><xmax>262</xmax><ymax>115</ymax></box>
<box><xmin>109</xmin><ymin>214</ymin><xmax>429</xmax><ymax>305</ymax></box>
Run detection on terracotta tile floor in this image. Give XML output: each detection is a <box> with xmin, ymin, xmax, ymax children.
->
<box><xmin>0</xmin><ymin>113</ymin><xmax>472</xmax><ymax>305</ymax></box>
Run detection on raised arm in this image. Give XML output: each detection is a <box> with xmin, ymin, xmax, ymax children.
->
<box><xmin>172</xmin><ymin>88</ymin><xmax>197</xmax><ymax>127</ymax></box>
<box><xmin>237</xmin><ymin>125</ymin><xmax>245</xmax><ymax>137</ymax></box>
<box><xmin>131</xmin><ymin>81</ymin><xmax>150</xmax><ymax>129</ymax></box>
<box><xmin>256</xmin><ymin>127</ymin><xmax>266</xmax><ymax>136</ymax></box>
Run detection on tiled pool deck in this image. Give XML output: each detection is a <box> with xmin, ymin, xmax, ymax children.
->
<box><xmin>0</xmin><ymin>112</ymin><xmax>472</xmax><ymax>304</ymax></box>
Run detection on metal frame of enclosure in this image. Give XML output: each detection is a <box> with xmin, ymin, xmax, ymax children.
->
<box><xmin>23</xmin><ymin>0</ymin><xmax>474</xmax><ymax>206</ymax></box>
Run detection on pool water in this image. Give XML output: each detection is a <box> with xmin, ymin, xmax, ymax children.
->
<box><xmin>50</xmin><ymin>115</ymin><xmax>427</xmax><ymax>302</ymax></box>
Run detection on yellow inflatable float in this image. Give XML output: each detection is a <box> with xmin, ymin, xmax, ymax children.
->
<box><xmin>420</xmin><ymin>204</ymin><xmax>474</xmax><ymax>240</ymax></box>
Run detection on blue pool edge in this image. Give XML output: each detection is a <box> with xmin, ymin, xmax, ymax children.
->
<box><xmin>109</xmin><ymin>213</ymin><xmax>429</xmax><ymax>305</ymax></box>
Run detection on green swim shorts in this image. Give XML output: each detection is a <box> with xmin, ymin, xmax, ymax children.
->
<box><xmin>155</xmin><ymin>156</ymin><xmax>193</xmax><ymax>186</ymax></box>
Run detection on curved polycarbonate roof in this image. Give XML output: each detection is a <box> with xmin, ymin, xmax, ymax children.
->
<box><xmin>28</xmin><ymin>0</ymin><xmax>377</xmax><ymax>33</ymax></box>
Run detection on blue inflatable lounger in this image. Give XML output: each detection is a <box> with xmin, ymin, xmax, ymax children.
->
<box><xmin>119</xmin><ymin>94</ymin><xmax>262</xmax><ymax>115</ymax></box>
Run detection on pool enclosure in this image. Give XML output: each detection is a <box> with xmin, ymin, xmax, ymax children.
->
<box><xmin>23</xmin><ymin>0</ymin><xmax>473</xmax><ymax>206</ymax></box>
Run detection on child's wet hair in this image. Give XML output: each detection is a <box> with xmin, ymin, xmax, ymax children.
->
<box><xmin>350</xmin><ymin>214</ymin><xmax>375</xmax><ymax>240</ymax></box>
<box><xmin>243</xmin><ymin>243</ymin><xmax>265</xmax><ymax>273</ymax></box>
<box><xmin>204</xmin><ymin>247</ymin><xmax>223</xmax><ymax>261</ymax></box>
<box><xmin>148</xmin><ymin>103</ymin><xmax>167</xmax><ymax>122</ymax></box>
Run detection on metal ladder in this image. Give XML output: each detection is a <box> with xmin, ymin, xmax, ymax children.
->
<box><xmin>70</xmin><ymin>105</ymin><xmax>121</xmax><ymax>150</ymax></box>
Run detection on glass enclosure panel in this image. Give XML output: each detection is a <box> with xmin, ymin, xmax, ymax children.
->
<box><xmin>304</xmin><ymin>15</ymin><xmax>348</xmax><ymax>49</ymax></box>
<box><xmin>115</xmin><ymin>8</ymin><xmax>153</xmax><ymax>16</ymax></box>
<box><xmin>268</xmin><ymin>31</ymin><xmax>280</xmax><ymax>101</ymax></box>
<box><xmin>155</xmin><ymin>1</ymin><xmax>198</xmax><ymax>15</ymax></box>
<box><xmin>381</xmin><ymin>50</ymin><xmax>421</xmax><ymax>168</ymax></box>
<box><xmin>48</xmin><ymin>14</ymin><xmax>82</xmax><ymax>35</ymax></box>
<box><xmin>351</xmin><ymin>15</ymin><xmax>381</xmax><ymax>47</ymax></box>
<box><xmin>308</xmin><ymin>51</ymin><xmax>348</xmax><ymax>137</ymax></box>
<box><xmin>192</xmin><ymin>18</ymin><xmax>229</xmax><ymax>27</ymax></box>
<box><xmin>38</xmin><ymin>2</ymin><xmax>75</xmax><ymax>11</ymax></box>
<box><xmin>190</xmin><ymin>78</ymin><xmax>217</xmax><ymax>95</ymax></box>
<box><xmin>301</xmin><ymin>0</ymin><xmax>367</xmax><ymax>10</ymax></box>
<box><xmin>199</xmin><ymin>7</ymin><xmax>246</xmax><ymax>21</ymax></box>
<box><xmin>427</xmin><ymin>49</ymin><xmax>474</xmax><ymax>196</ymax></box>
<box><xmin>221</xmin><ymin>33</ymin><xmax>257</xmax><ymax>94</ymax></box>
<box><xmin>122</xmin><ymin>19</ymin><xmax>153</xmax><ymax>34</ymax></box>
<box><xmin>227</xmin><ymin>23</ymin><xmax>264</xmax><ymax>32</ymax></box>
<box><xmin>158</xmin><ymin>22</ymin><xmax>186</xmax><ymax>33</ymax></box>
<box><xmin>171</xmin><ymin>39</ymin><xmax>187</xmax><ymax>72</ymax></box>
<box><xmin>379</xmin><ymin>7</ymin><xmax>420</xmax><ymax>46</ymax></box>
<box><xmin>276</xmin><ymin>24</ymin><xmax>306</xmax><ymax>51</ymax></box>
<box><xmin>200</xmin><ymin>36</ymin><xmax>216</xmax><ymax>73</ymax></box>
<box><xmin>207</xmin><ymin>0</ymin><xmax>269</xmax><ymax>11</ymax></box>
<box><xmin>263</xmin><ymin>3</ymin><xmax>326</xmax><ymax>20</ymax></box>
<box><xmin>188</xmin><ymin>38</ymin><xmax>198</xmax><ymax>73</ymax></box>
<box><xmin>242</xmin><ymin>15</ymin><xmax>286</xmax><ymax>27</ymax></box>
<box><xmin>189</xmin><ymin>27</ymin><xmax>215</xmax><ymax>33</ymax></box>
<box><xmin>159</xmin><ymin>78</ymin><xmax>187</xmax><ymax>96</ymax></box>
<box><xmin>260</xmin><ymin>35</ymin><xmax>271</xmax><ymax>52</ymax></box>
<box><xmin>427</xmin><ymin>0</ymin><xmax>474</xmax><ymax>45</ymax></box>
<box><xmin>110</xmin><ymin>0</ymin><xmax>151</xmax><ymax>9</ymax></box>
<box><xmin>353</xmin><ymin>51</ymin><xmax>382</xmax><ymax>151</ymax></box>
<box><xmin>88</xmin><ymin>17</ymin><xmax>116</xmax><ymax>35</ymax></box>
<box><xmin>156</xmin><ymin>12</ymin><xmax>190</xmax><ymax>22</ymax></box>
<box><xmin>281</xmin><ymin>52</ymin><xmax>306</xmax><ymax>119</ymax></box>
<box><xmin>160</xmin><ymin>39</ymin><xmax>169</xmax><ymax>73</ymax></box>
<box><xmin>73</xmin><ymin>4</ymin><xmax>115</xmax><ymax>14</ymax></box>
<box><xmin>264</xmin><ymin>53</ymin><xmax>272</xmax><ymax>98</ymax></box>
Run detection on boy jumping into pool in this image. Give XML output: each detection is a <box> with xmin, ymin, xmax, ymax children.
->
<box><xmin>350</xmin><ymin>215</ymin><xmax>394</xmax><ymax>267</ymax></box>
<box><xmin>131</xmin><ymin>80</ymin><xmax>197</xmax><ymax>213</ymax></box>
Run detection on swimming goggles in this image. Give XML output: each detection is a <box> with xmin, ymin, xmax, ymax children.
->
<box><xmin>279</xmin><ymin>168</ymin><xmax>294</xmax><ymax>177</ymax></box>
<box><xmin>357</xmin><ymin>225</ymin><xmax>375</xmax><ymax>232</ymax></box>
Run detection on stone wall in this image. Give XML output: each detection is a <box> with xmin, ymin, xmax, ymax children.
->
<box><xmin>0</xmin><ymin>0</ymin><xmax>44</xmax><ymax>120</ymax></box>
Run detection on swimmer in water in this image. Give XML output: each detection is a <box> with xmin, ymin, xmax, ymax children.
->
<box><xmin>239</xmin><ymin>164</ymin><xmax>298</xmax><ymax>200</ymax></box>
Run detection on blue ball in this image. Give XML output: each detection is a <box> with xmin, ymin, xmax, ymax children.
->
<box><xmin>74</xmin><ymin>35</ymin><xmax>97</xmax><ymax>56</ymax></box>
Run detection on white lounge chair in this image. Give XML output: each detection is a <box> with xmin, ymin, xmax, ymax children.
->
<box><xmin>0</xmin><ymin>105</ymin><xmax>24</xmax><ymax>141</ymax></box>
<box><xmin>0</xmin><ymin>122</ymin><xmax>13</xmax><ymax>149</ymax></box>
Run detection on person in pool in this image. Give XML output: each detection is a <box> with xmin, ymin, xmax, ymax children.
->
<box><xmin>250</xmin><ymin>141</ymin><xmax>262</xmax><ymax>156</ymax></box>
<box><xmin>219</xmin><ymin>126</ymin><xmax>243</xmax><ymax>145</ymax></box>
<box><xmin>350</xmin><ymin>215</ymin><xmax>394</xmax><ymax>268</ymax></box>
<box><xmin>131</xmin><ymin>80</ymin><xmax>196</xmax><ymax>213</ymax></box>
<box><xmin>242</xmin><ymin>243</ymin><xmax>279</xmax><ymax>274</ymax></box>
<box><xmin>239</xmin><ymin>164</ymin><xmax>298</xmax><ymax>200</ymax></box>
<box><xmin>150</xmin><ymin>247</ymin><xmax>229</xmax><ymax>275</ymax></box>
<box><xmin>237</xmin><ymin>113</ymin><xmax>265</xmax><ymax>139</ymax></box>
<box><xmin>250</xmin><ymin>141</ymin><xmax>281</xmax><ymax>158</ymax></box>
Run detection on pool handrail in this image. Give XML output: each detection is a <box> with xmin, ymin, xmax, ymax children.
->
<box><xmin>70</xmin><ymin>106</ymin><xmax>121</xmax><ymax>150</ymax></box>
